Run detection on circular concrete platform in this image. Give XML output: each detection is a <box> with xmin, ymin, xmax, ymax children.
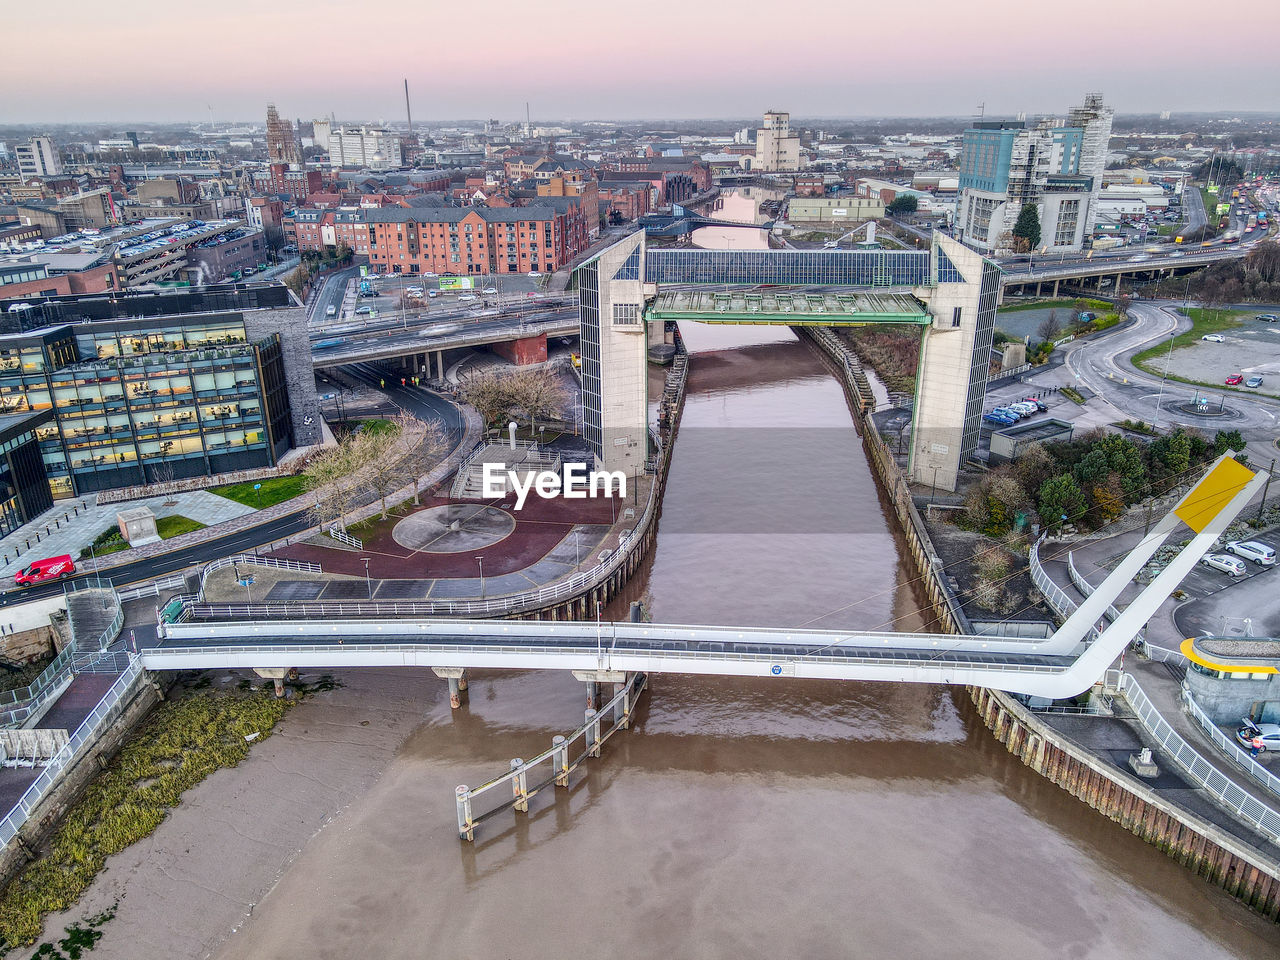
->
<box><xmin>392</xmin><ymin>504</ymin><xmax>515</xmax><ymax>553</ymax></box>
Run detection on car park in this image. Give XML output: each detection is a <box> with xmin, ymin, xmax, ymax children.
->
<box><xmin>1202</xmin><ymin>334</ymin><xmax>1225</xmax><ymax>343</ymax></box>
<box><xmin>1226</xmin><ymin>541</ymin><xmax>1277</xmax><ymax>566</ymax></box>
<box><xmin>1246</xmin><ymin>376</ymin><xmax>1264</xmax><ymax>388</ymax></box>
<box><xmin>1226</xmin><ymin>374</ymin><xmax>1244</xmax><ymax>385</ymax></box>
<box><xmin>1236</xmin><ymin>720</ymin><xmax>1280</xmax><ymax>753</ymax></box>
<box><xmin>1201</xmin><ymin>553</ymin><xmax>1247</xmax><ymax>577</ymax></box>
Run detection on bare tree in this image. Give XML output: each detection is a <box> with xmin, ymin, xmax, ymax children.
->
<box><xmin>457</xmin><ymin>369</ymin><xmax>512</xmax><ymax>427</ymax></box>
<box><xmin>510</xmin><ymin>367</ymin><xmax>568</xmax><ymax>435</ymax></box>
<box><xmin>1037</xmin><ymin>308</ymin><xmax>1061</xmax><ymax>343</ymax></box>
<box><xmin>303</xmin><ymin>436</ymin><xmax>364</xmax><ymax>532</ymax></box>
<box><xmin>390</xmin><ymin>413</ymin><xmax>452</xmax><ymax>505</ymax></box>
<box><xmin>359</xmin><ymin>427</ymin><xmax>403</xmax><ymax>520</ymax></box>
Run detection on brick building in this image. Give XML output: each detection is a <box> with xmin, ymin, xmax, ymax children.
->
<box><xmin>364</xmin><ymin>201</ymin><xmax>588</xmax><ymax>277</ymax></box>
<box><xmin>251</xmin><ymin>164</ymin><xmax>323</xmax><ymax>204</ymax></box>
<box><xmin>597</xmin><ymin>182</ymin><xmax>652</xmax><ymax>222</ymax></box>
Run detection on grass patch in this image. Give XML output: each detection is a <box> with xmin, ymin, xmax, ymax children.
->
<box><xmin>210</xmin><ymin>473</ymin><xmax>307</xmax><ymax>509</ymax></box>
<box><xmin>1061</xmin><ymin>387</ymin><xmax>1086</xmax><ymax>404</ymax></box>
<box><xmin>997</xmin><ymin>297</ymin><xmax>1111</xmax><ymax>315</ymax></box>
<box><xmin>1116</xmin><ymin>419</ymin><xmax>1159</xmax><ymax>436</ymax></box>
<box><xmin>0</xmin><ymin>692</ymin><xmax>290</xmax><ymax>951</ymax></box>
<box><xmin>154</xmin><ymin>515</ymin><xmax>204</xmax><ymax>540</ymax></box>
<box><xmin>1131</xmin><ymin>307</ymin><xmax>1247</xmax><ymax>369</ymax></box>
<box><xmin>356</xmin><ymin>418</ymin><xmax>396</xmax><ymax>436</ymax></box>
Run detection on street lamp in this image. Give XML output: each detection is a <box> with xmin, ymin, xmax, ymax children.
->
<box><xmin>360</xmin><ymin>557</ymin><xmax>372</xmax><ymax>599</ymax></box>
<box><xmin>475</xmin><ymin>556</ymin><xmax>485</xmax><ymax>597</ymax></box>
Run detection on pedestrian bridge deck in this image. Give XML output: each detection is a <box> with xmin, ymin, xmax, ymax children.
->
<box><xmin>646</xmin><ymin>289</ymin><xmax>930</xmax><ymax>325</ymax></box>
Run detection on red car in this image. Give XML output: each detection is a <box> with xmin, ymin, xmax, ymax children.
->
<box><xmin>1226</xmin><ymin>374</ymin><xmax>1244</xmax><ymax>386</ymax></box>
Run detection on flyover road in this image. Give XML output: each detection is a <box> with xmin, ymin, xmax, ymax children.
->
<box><xmin>1060</xmin><ymin>300</ymin><xmax>1280</xmax><ymax>466</ymax></box>
<box><xmin>0</xmin><ymin>378</ymin><xmax>472</xmax><ymax>609</ymax></box>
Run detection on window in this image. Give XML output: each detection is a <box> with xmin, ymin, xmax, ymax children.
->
<box><xmin>612</xmin><ymin>303</ymin><xmax>640</xmax><ymax>326</ymax></box>
<box><xmin>952</xmin><ymin>307</ymin><xmax>962</xmax><ymax>328</ymax></box>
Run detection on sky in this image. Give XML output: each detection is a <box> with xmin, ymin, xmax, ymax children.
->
<box><xmin>5</xmin><ymin>0</ymin><xmax>1280</xmax><ymax>124</ymax></box>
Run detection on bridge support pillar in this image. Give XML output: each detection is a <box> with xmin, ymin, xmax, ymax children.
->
<box><xmin>1034</xmin><ymin>281</ymin><xmax>1041</xmax><ymax>297</ymax></box>
<box><xmin>584</xmin><ymin>681</ymin><xmax>597</xmax><ymax>711</ymax></box>
<box><xmin>433</xmin><ymin>667</ymin><xmax>469</xmax><ymax>709</ymax></box>
<box><xmin>435</xmin><ymin>350</ymin><xmax>444</xmax><ymax>380</ymax></box>
<box><xmin>253</xmin><ymin>667</ymin><xmax>289</xmax><ymax>699</ymax></box>
<box><xmin>1053</xmin><ymin>279</ymin><xmax>1060</xmax><ymax>298</ymax></box>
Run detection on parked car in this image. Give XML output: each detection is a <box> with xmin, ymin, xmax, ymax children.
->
<box><xmin>1226</xmin><ymin>374</ymin><xmax>1244</xmax><ymax>385</ymax></box>
<box><xmin>457</xmin><ymin>294</ymin><xmax>478</xmax><ymax>303</ymax></box>
<box><xmin>354</xmin><ymin>306</ymin><xmax>373</xmax><ymax>316</ymax></box>
<box><xmin>14</xmin><ymin>555</ymin><xmax>76</xmax><ymax>587</ymax></box>
<box><xmin>1246</xmin><ymin>376</ymin><xmax>1264</xmax><ymax>388</ymax></box>
<box><xmin>427</xmin><ymin>290</ymin><xmax>439</xmax><ymax>298</ymax></box>
<box><xmin>1202</xmin><ymin>334</ymin><xmax>1226</xmax><ymax>342</ymax></box>
<box><xmin>1225</xmin><ymin>540</ymin><xmax>1277</xmax><ymax>566</ymax></box>
<box><xmin>991</xmin><ymin>406</ymin><xmax>1024</xmax><ymax>420</ymax></box>
<box><xmin>1008</xmin><ymin>401</ymin><xmax>1039</xmax><ymax>417</ymax></box>
<box><xmin>528</xmin><ymin>271</ymin><xmax>541</xmax><ymax>278</ymax></box>
<box><xmin>1020</xmin><ymin>398</ymin><xmax>1049</xmax><ymax>412</ymax></box>
<box><xmin>1236</xmin><ymin>720</ymin><xmax>1280</xmax><ymax>752</ymax></box>
<box><xmin>1257</xmin><ymin>314</ymin><xmax>1279</xmax><ymax>323</ymax></box>
<box><xmin>482</xmin><ymin>286</ymin><xmax>498</xmax><ymax>295</ymax></box>
<box><xmin>1201</xmin><ymin>553</ymin><xmax>1247</xmax><ymax>577</ymax></box>
<box><xmin>983</xmin><ymin>412</ymin><xmax>1014</xmax><ymax>426</ymax></box>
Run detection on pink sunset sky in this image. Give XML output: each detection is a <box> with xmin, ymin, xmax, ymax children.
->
<box><xmin>5</xmin><ymin>0</ymin><xmax>1279</xmax><ymax>122</ymax></box>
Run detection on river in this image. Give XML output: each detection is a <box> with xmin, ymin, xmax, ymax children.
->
<box><xmin>202</xmin><ymin>317</ymin><xmax>1280</xmax><ymax>960</ymax></box>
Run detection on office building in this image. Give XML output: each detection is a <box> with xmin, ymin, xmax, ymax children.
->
<box><xmin>755</xmin><ymin>111</ymin><xmax>801</xmax><ymax>172</ymax></box>
<box><xmin>0</xmin><ymin>411</ymin><xmax>56</xmax><ymax>536</ymax></box>
<box><xmin>955</xmin><ymin>95</ymin><xmax>1113</xmax><ymax>254</ymax></box>
<box><xmin>0</xmin><ymin>284</ymin><xmax>320</xmax><ymax>496</ymax></box>
<box><xmin>15</xmin><ymin>137</ymin><xmax>63</xmax><ymax>180</ymax></box>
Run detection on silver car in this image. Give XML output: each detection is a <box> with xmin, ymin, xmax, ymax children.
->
<box><xmin>1201</xmin><ymin>553</ymin><xmax>1247</xmax><ymax>577</ymax></box>
<box><xmin>1225</xmin><ymin>540</ymin><xmax>1277</xmax><ymax>566</ymax></box>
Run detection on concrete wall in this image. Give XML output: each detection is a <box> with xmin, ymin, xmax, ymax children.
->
<box><xmin>1185</xmin><ymin>668</ymin><xmax>1280</xmax><ymax>724</ymax></box>
<box><xmin>594</xmin><ymin>232</ymin><xmax>648</xmax><ymax>478</ymax></box>
<box><xmin>242</xmin><ymin>305</ymin><xmax>323</xmax><ymax>451</ymax></box>
<box><xmin>490</xmin><ymin>334</ymin><xmax>547</xmax><ymax>366</ymax></box>
<box><xmin>788</xmin><ymin>197</ymin><xmax>884</xmax><ymax>223</ymax></box>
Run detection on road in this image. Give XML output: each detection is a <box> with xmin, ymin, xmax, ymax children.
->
<box><xmin>309</xmin><ymin>265</ymin><xmax>361</xmax><ymax>323</ymax></box>
<box><xmin>1060</xmin><ymin>300</ymin><xmax>1280</xmax><ymax>466</ymax></box>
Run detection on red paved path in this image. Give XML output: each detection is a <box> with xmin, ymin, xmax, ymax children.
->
<box><xmin>271</xmin><ymin>494</ymin><xmax>622</xmax><ymax>579</ymax></box>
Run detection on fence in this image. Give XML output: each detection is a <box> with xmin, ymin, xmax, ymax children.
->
<box><xmin>455</xmin><ymin>671</ymin><xmax>648</xmax><ymax>841</ymax></box>
<box><xmin>0</xmin><ymin>657</ymin><xmax>146</xmax><ymax>849</ymax></box>
<box><xmin>327</xmin><ymin>526</ymin><xmax>362</xmax><ymax>550</ymax></box>
<box><xmin>1181</xmin><ymin>684</ymin><xmax>1280</xmax><ymax>802</ymax></box>
<box><xmin>117</xmin><ymin>574</ymin><xmax>187</xmax><ymax>602</ymax></box>
<box><xmin>1119</xmin><ymin>673</ymin><xmax>1280</xmax><ymax>845</ymax></box>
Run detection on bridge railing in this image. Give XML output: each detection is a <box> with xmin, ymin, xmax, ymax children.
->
<box><xmin>1066</xmin><ymin>551</ymin><xmax>1123</xmax><ymax>625</ymax></box>
<box><xmin>1118</xmin><ymin>673</ymin><xmax>1280</xmax><ymax>845</ymax></box>
<box><xmin>141</xmin><ymin>640</ymin><xmax>1074</xmax><ymax>677</ymax></box>
<box><xmin>1181</xmin><ymin>683</ymin><xmax>1280</xmax><ymax>803</ymax></box>
<box><xmin>0</xmin><ymin>657</ymin><xmax>146</xmax><ymax>851</ymax></box>
<box><xmin>1028</xmin><ymin>535</ymin><xmax>1101</xmax><ymax>643</ymax></box>
<box><xmin>455</xmin><ymin>672</ymin><xmax>648</xmax><ymax>841</ymax></box>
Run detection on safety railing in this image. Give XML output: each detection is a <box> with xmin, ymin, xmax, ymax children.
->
<box><xmin>1118</xmin><ymin>674</ymin><xmax>1280</xmax><ymax>845</ymax></box>
<box><xmin>1139</xmin><ymin>641</ymin><xmax>1189</xmax><ymax>667</ymax></box>
<box><xmin>141</xmin><ymin>640</ymin><xmax>1075</xmax><ymax>677</ymax></box>
<box><xmin>455</xmin><ymin>671</ymin><xmax>648</xmax><ymax>841</ymax></box>
<box><xmin>0</xmin><ymin>641</ymin><xmax>79</xmax><ymax>710</ymax></box>
<box><xmin>117</xmin><ymin>573</ymin><xmax>187</xmax><ymax>602</ymax></box>
<box><xmin>1067</xmin><ymin>551</ymin><xmax>1123</xmax><ymax>625</ymax></box>
<box><xmin>0</xmin><ymin>657</ymin><xmax>145</xmax><ymax>850</ymax></box>
<box><xmin>1181</xmin><ymin>684</ymin><xmax>1280</xmax><ymax>802</ymax></box>
<box><xmin>1029</xmin><ymin>535</ymin><xmax>1100</xmax><ymax>642</ymax></box>
<box><xmin>327</xmin><ymin>525</ymin><xmax>363</xmax><ymax>550</ymax></box>
<box><xmin>198</xmin><ymin>554</ymin><xmax>322</xmax><ymax>598</ymax></box>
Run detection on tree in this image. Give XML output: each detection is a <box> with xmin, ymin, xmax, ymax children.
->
<box><xmin>1037</xmin><ymin>308</ymin><xmax>1061</xmax><ymax>343</ymax></box>
<box><xmin>1213</xmin><ymin>429</ymin><xmax>1246</xmax><ymax>455</ymax></box>
<box><xmin>1012</xmin><ymin>204</ymin><xmax>1041</xmax><ymax>252</ymax></box>
<box><xmin>304</xmin><ymin>436</ymin><xmax>365</xmax><ymax>532</ymax></box>
<box><xmin>1038</xmin><ymin>474</ymin><xmax>1087</xmax><ymax>531</ymax></box>
<box><xmin>886</xmin><ymin>195</ymin><xmax>918</xmax><ymax>215</ymax></box>
<box><xmin>511</xmin><ymin>367</ymin><xmax>568</xmax><ymax>434</ymax></box>
<box><xmin>390</xmin><ymin>413</ymin><xmax>451</xmax><ymax>505</ymax></box>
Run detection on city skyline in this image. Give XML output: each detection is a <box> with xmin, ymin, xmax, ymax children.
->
<box><xmin>6</xmin><ymin>0</ymin><xmax>1280</xmax><ymax>123</ymax></box>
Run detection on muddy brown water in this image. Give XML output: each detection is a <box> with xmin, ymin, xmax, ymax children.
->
<box><xmin>211</xmin><ymin>323</ymin><xmax>1280</xmax><ymax>960</ymax></box>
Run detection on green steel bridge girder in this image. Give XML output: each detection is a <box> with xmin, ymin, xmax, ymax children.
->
<box><xmin>646</xmin><ymin>308</ymin><xmax>931</xmax><ymax>326</ymax></box>
<box><xmin>645</xmin><ymin>289</ymin><xmax>931</xmax><ymax>326</ymax></box>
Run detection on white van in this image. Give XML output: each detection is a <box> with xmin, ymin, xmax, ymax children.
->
<box><xmin>1225</xmin><ymin>540</ymin><xmax>1277</xmax><ymax>566</ymax></box>
<box><xmin>325</xmin><ymin>305</ymin><xmax>337</xmax><ymax>317</ymax></box>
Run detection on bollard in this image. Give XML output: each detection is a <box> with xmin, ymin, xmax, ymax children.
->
<box><xmin>511</xmin><ymin>758</ymin><xmax>529</xmax><ymax>813</ymax></box>
<box><xmin>448</xmin><ymin>676</ymin><xmax>461</xmax><ymax>709</ymax></box>
<box><xmin>552</xmin><ymin>735</ymin><xmax>569</xmax><ymax>787</ymax></box>
<box><xmin>457</xmin><ymin>672</ymin><xmax>468</xmax><ymax>694</ymax></box>
<box><xmin>585</xmin><ymin>709</ymin><xmax>601</xmax><ymax>758</ymax></box>
<box><xmin>456</xmin><ymin>785</ymin><xmax>474</xmax><ymax>841</ymax></box>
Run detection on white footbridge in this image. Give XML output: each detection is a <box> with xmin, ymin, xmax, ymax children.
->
<box><xmin>145</xmin><ymin>456</ymin><xmax>1264</xmax><ymax>700</ymax></box>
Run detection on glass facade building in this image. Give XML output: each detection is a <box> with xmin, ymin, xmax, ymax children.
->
<box><xmin>0</xmin><ymin>314</ymin><xmax>292</xmax><ymax>497</ymax></box>
<box><xmin>0</xmin><ymin>411</ymin><xmax>55</xmax><ymax>536</ymax></box>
